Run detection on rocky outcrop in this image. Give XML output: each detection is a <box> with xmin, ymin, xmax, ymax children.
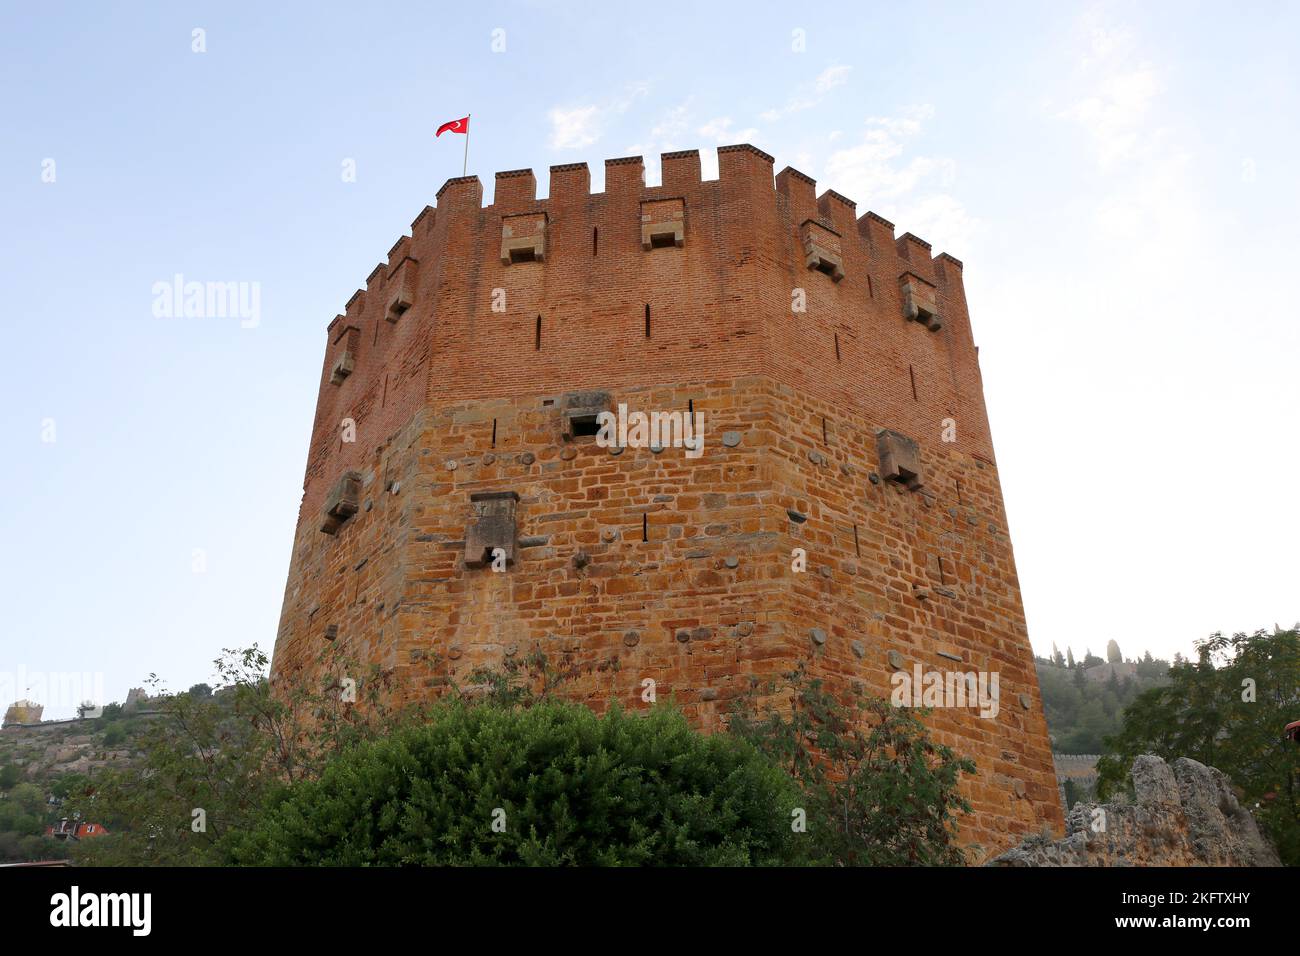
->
<box><xmin>989</xmin><ymin>755</ymin><xmax>1281</xmax><ymax>867</ymax></box>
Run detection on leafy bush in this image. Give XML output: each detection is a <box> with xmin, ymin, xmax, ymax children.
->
<box><xmin>226</xmin><ymin>701</ymin><xmax>802</xmax><ymax>866</ymax></box>
<box><xmin>728</xmin><ymin>664</ymin><xmax>975</xmax><ymax>866</ymax></box>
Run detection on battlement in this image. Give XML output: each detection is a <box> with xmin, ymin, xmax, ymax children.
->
<box><xmin>301</xmin><ymin>143</ymin><xmax>989</xmax><ymax>521</ymax></box>
<box><xmin>340</xmin><ymin>145</ymin><xmax>963</xmax><ymax>320</ymax></box>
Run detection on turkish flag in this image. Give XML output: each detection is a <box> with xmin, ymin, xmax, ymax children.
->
<box><xmin>436</xmin><ymin>116</ymin><xmax>469</xmax><ymax>136</ymax></box>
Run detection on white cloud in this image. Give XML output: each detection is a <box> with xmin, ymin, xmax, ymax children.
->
<box><xmin>697</xmin><ymin>116</ymin><xmax>759</xmax><ymax>144</ymax></box>
<box><xmin>547</xmin><ymin>105</ymin><xmax>602</xmax><ymax>150</ymax></box>
<box><xmin>547</xmin><ymin>83</ymin><xmax>650</xmax><ymax>150</ymax></box>
<box><xmin>815</xmin><ymin>64</ymin><xmax>852</xmax><ymax>93</ymax></box>
<box><xmin>1061</xmin><ymin>65</ymin><xmax>1163</xmax><ymax>168</ymax></box>
<box><xmin>819</xmin><ymin>104</ymin><xmax>974</xmax><ymax>254</ymax></box>
<box><xmin>760</xmin><ymin>63</ymin><xmax>852</xmax><ymax>121</ymax></box>
<box><xmin>1057</xmin><ymin>18</ymin><xmax>1164</xmax><ymax>169</ymax></box>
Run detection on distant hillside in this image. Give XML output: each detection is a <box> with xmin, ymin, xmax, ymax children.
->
<box><xmin>1035</xmin><ymin>648</ymin><xmax>1171</xmax><ymax>754</ymax></box>
<box><xmin>0</xmin><ymin>695</ymin><xmax>167</xmax><ymax>863</ymax></box>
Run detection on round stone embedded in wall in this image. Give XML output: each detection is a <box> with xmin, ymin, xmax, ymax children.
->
<box><xmin>601</xmin><ymin>529</ymin><xmax>617</xmax><ymax>543</ymax></box>
<box><xmin>810</xmin><ymin>628</ymin><xmax>827</xmax><ymax>646</ymax></box>
<box><xmin>505</xmin><ymin>643</ymin><xmax>519</xmax><ymax>657</ymax></box>
<box><xmin>1019</xmin><ymin>693</ymin><xmax>1032</xmax><ymax>709</ymax></box>
<box><xmin>851</xmin><ymin>640</ymin><xmax>865</xmax><ymax>659</ymax></box>
<box><xmin>701</xmin><ymin>687</ymin><xmax>719</xmax><ymax>702</ymax></box>
<box><xmin>724</xmin><ymin>556</ymin><xmax>739</xmax><ymax>569</ymax></box>
<box><xmin>482</xmin><ymin>453</ymin><xmax>496</xmax><ymax>465</ymax></box>
<box><xmin>520</xmin><ymin>452</ymin><xmax>535</xmax><ymax>465</ymax></box>
<box><xmin>560</xmin><ymin>446</ymin><xmax>577</xmax><ymax>461</ymax></box>
<box><xmin>675</xmin><ymin>629</ymin><xmax>691</xmax><ymax>643</ymax></box>
<box><xmin>448</xmin><ymin>644</ymin><xmax>463</xmax><ymax>660</ymax></box>
<box><xmin>722</xmin><ymin>431</ymin><xmax>742</xmax><ymax>448</ymax></box>
<box><xmin>445</xmin><ymin>460</ymin><xmax>458</xmax><ymax>471</ymax></box>
<box><xmin>808</xmin><ymin>450</ymin><xmax>824</xmax><ymax>465</ymax></box>
<box><xmin>869</xmin><ymin>472</ymin><xmax>880</xmax><ymax>485</ymax></box>
<box><xmin>733</xmin><ymin>622</ymin><xmax>754</xmax><ymax>638</ymax></box>
<box><xmin>691</xmin><ymin>627</ymin><xmax>711</xmax><ymax>641</ymax></box>
<box><xmin>887</xmin><ymin>649</ymin><xmax>905</xmax><ymax>670</ymax></box>
<box><xmin>623</xmin><ymin>630</ymin><xmax>640</xmax><ymax>648</ymax></box>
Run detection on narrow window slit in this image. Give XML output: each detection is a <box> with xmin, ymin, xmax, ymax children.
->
<box><xmin>909</xmin><ymin>365</ymin><xmax>918</xmax><ymax>401</ymax></box>
<box><xmin>834</xmin><ymin>333</ymin><xmax>841</xmax><ymax>362</ymax></box>
<box><xmin>592</xmin><ymin>227</ymin><xmax>598</xmax><ymax>257</ymax></box>
<box><xmin>491</xmin><ymin>418</ymin><xmax>497</xmax><ymax>447</ymax></box>
<box><xmin>535</xmin><ymin>315</ymin><xmax>542</xmax><ymax>351</ymax></box>
<box><xmin>642</xmin><ymin>513</ymin><xmax>648</xmax><ymax>543</ymax></box>
<box><xmin>853</xmin><ymin>523</ymin><xmax>861</xmax><ymax>558</ymax></box>
<box><xmin>645</xmin><ymin>304</ymin><xmax>651</xmax><ymax>338</ymax></box>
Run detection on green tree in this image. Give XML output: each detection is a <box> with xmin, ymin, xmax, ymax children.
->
<box><xmin>0</xmin><ymin>763</ymin><xmax>20</xmax><ymax>790</ymax></box>
<box><xmin>227</xmin><ymin>700</ymin><xmax>801</xmax><ymax>866</ymax></box>
<box><xmin>727</xmin><ymin>664</ymin><xmax>975</xmax><ymax>865</ymax></box>
<box><xmin>1097</xmin><ymin>628</ymin><xmax>1300</xmax><ymax>865</ymax></box>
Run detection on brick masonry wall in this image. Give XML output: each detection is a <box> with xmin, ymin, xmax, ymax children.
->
<box><xmin>273</xmin><ymin>144</ymin><xmax>1063</xmax><ymax>860</ymax></box>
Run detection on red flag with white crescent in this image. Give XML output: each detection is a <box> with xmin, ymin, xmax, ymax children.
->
<box><xmin>436</xmin><ymin>116</ymin><xmax>469</xmax><ymax>136</ymax></box>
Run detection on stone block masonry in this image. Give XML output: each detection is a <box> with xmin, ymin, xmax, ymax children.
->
<box><xmin>272</xmin><ymin>144</ymin><xmax>1064</xmax><ymax>860</ymax></box>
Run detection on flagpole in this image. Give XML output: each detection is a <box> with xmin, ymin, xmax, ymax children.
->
<box><xmin>463</xmin><ymin>114</ymin><xmax>470</xmax><ymax>177</ymax></box>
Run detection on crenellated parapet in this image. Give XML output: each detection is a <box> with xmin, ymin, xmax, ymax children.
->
<box><xmin>301</xmin><ymin>144</ymin><xmax>989</xmax><ymax>516</ymax></box>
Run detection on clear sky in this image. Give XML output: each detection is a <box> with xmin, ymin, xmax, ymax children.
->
<box><xmin>3</xmin><ymin>1</ymin><xmax>1297</xmax><ymax>717</ymax></box>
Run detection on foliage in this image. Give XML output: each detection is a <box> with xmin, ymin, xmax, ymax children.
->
<box><xmin>60</xmin><ymin>646</ymin><xmax>981</xmax><ymax>867</ymax></box>
<box><xmin>1096</xmin><ymin>627</ymin><xmax>1300</xmax><ymax>865</ymax></box>
<box><xmin>1034</xmin><ymin>651</ymin><xmax>1170</xmax><ymax>753</ymax></box>
<box><xmin>226</xmin><ymin>700</ymin><xmax>801</xmax><ymax>866</ymax></box>
<box><xmin>727</xmin><ymin>663</ymin><xmax>975</xmax><ymax>866</ymax></box>
<box><xmin>64</xmin><ymin>643</ymin><xmax>397</xmax><ymax>866</ymax></box>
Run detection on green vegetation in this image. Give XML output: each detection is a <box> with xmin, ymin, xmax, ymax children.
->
<box><xmin>67</xmin><ymin>647</ymin><xmax>976</xmax><ymax>867</ymax></box>
<box><xmin>229</xmin><ymin>701</ymin><xmax>800</xmax><ymax>866</ymax></box>
<box><xmin>1097</xmin><ymin>628</ymin><xmax>1300</xmax><ymax>866</ymax></box>
<box><xmin>729</xmin><ymin>663</ymin><xmax>974</xmax><ymax>865</ymax></box>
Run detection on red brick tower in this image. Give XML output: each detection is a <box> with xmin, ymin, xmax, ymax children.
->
<box><xmin>272</xmin><ymin>144</ymin><xmax>1064</xmax><ymax>858</ymax></box>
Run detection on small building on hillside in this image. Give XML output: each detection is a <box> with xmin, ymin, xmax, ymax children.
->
<box><xmin>46</xmin><ymin>819</ymin><xmax>109</xmax><ymax>841</ymax></box>
<box><xmin>2</xmin><ymin>700</ymin><xmax>43</xmax><ymax>726</ymax></box>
